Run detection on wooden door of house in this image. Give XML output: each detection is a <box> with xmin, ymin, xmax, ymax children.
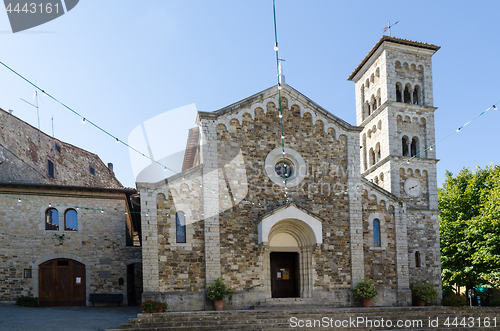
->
<box><xmin>39</xmin><ymin>259</ymin><xmax>86</xmax><ymax>306</ymax></box>
<box><xmin>270</xmin><ymin>252</ymin><xmax>299</xmax><ymax>298</ymax></box>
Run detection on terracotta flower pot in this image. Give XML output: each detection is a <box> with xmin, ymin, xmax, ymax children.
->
<box><xmin>416</xmin><ymin>299</ymin><xmax>425</xmax><ymax>306</ymax></box>
<box><xmin>214</xmin><ymin>300</ymin><xmax>225</xmax><ymax>311</ymax></box>
<box><xmin>361</xmin><ymin>298</ymin><xmax>372</xmax><ymax>307</ymax></box>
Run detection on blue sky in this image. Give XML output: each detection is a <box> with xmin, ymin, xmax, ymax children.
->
<box><xmin>0</xmin><ymin>1</ymin><xmax>498</xmax><ymax>188</ymax></box>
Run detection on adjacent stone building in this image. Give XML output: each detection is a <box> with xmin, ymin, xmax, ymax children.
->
<box><xmin>0</xmin><ymin>108</ymin><xmax>142</xmax><ymax>306</ymax></box>
<box><xmin>138</xmin><ymin>37</ymin><xmax>442</xmax><ymax>310</ymax></box>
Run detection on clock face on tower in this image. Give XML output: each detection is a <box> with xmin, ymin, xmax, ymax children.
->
<box><xmin>404</xmin><ymin>177</ymin><xmax>422</xmax><ymax>197</ymax></box>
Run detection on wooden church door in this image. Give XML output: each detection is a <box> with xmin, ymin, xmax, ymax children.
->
<box><xmin>270</xmin><ymin>252</ymin><xmax>299</xmax><ymax>298</ymax></box>
<box><xmin>39</xmin><ymin>259</ymin><xmax>86</xmax><ymax>306</ymax></box>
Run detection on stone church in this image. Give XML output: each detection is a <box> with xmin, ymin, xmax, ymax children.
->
<box><xmin>138</xmin><ymin>36</ymin><xmax>442</xmax><ymax>310</ymax></box>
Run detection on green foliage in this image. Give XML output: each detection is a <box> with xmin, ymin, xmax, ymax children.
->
<box><xmin>411</xmin><ymin>280</ymin><xmax>438</xmax><ymax>303</ymax></box>
<box><xmin>489</xmin><ymin>299</ymin><xmax>500</xmax><ymax>306</ymax></box>
<box><xmin>439</xmin><ymin>165</ymin><xmax>500</xmax><ymax>290</ymax></box>
<box><xmin>207</xmin><ymin>277</ymin><xmax>233</xmax><ymax>301</ymax></box>
<box><xmin>352</xmin><ymin>277</ymin><xmax>378</xmax><ymax>299</ymax></box>
<box><xmin>15</xmin><ymin>295</ymin><xmax>39</xmax><ymax>307</ymax></box>
<box><xmin>441</xmin><ymin>293</ymin><xmax>467</xmax><ymax>307</ymax></box>
<box><xmin>140</xmin><ymin>300</ymin><xmax>169</xmax><ymax>313</ymax></box>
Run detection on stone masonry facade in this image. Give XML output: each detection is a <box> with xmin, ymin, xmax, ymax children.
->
<box><xmin>139</xmin><ymin>37</ymin><xmax>442</xmax><ymax>310</ymax></box>
<box><xmin>0</xmin><ymin>108</ymin><xmax>141</xmax><ymax>306</ymax></box>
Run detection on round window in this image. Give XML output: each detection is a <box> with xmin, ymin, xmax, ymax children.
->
<box><xmin>265</xmin><ymin>147</ymin><xmax>306</xmax><ymax>188</ymax></box>
<box><xmin>275</xmin><ymin>160</ymin><xmax>293</xmax><ymax>179</ymax></box>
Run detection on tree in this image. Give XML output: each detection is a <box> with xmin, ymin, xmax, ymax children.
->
<box><xmin>439</xmin><ymin>165</ymin><xmax>500</xmax><ymax>292</ymax></box>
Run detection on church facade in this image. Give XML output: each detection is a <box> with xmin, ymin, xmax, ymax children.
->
<box><xmin>138</xmin><ymin>37</ymin><xmax>441</xmax><ymax>310</ymax></box>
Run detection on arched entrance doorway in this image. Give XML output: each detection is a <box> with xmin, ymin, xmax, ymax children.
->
<box><xmin>39</xmin><ymin>259</ymin><xmax>86</xmax><ymax>306</ymax></box>
<box><xmin>258</xmin><ymin>204</ymin><xmax>322</xmax><ymax>299</ymax></box>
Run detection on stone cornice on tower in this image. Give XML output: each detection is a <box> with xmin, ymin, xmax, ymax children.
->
<box><xmin>348</xmin><ymin>36</ymin><xmax>440</xmax><ymax>82</ymax></box>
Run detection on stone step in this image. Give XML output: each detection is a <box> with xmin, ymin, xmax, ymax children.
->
<box><xmin>128</xmin><ymin>307</ymin><xmax>498</xmax><ymax>322</ymax></box>
<box><xmin>120</xmin><ymin>315</ymin><xmax>499</xmax><ymax>330</ymax></box>
<box><xmin>125</xmin><ymin>311</ymin><xmax>497</xmax><ymax>326</ymax></box>
<box><xmin>108</xmin><ymin>307</ymin><xmax>500</xmax><ymax>331</ymax></box>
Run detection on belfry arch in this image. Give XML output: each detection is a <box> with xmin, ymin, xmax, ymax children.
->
<box><xmin>258</xmin><ymin>204</ymin><xmax>321</xmax><ymax>298</ymax></box>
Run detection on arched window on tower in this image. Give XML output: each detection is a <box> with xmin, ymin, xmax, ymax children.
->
<box><xmin>375</xmin><ymin>143</ymin><xmax>381</xmax><ymax>163</ymax></box>
<box><xmin>373</xmin><ymin>219</ymin><xmax>381</xmax><ymax>247</ymax></box>
<box><xmin>396</xmin><ymin>83</ymin><xmax>402</xmax><ymax>102</ymax></box>
<box><xmin>176</xmin><ymin>211</ymin><xmax>186</xmax><ymax>243</ymax></box>
<box><xmin>369</xmin><ymin>148</ymin><xmax>375</xmax><ymax>167</ymax></box>
<box><xmin>402</xmin><ymin>137</ymin><xmax>409</xmax><ymax>156</ymax></box>
<box><xmin>371</xmin><ymin>95</ymin><xmax>377</xmax><ymax>111</ymax></box>
<box><xmin>413</xmin><ymin>85</ymin><xmax>420</xmax><ymax>105</ymax></box>
<box><xmin>362</xmin><ymin>134</ymin><xmax>367</xmax><ymax>171</ymax></box>
<box><xmin>404</xmin><ymin>84</ymin><xmax>411</xmax><ymax>103</ymax></box>
<box><xmin>361</xmin><ymin>84</ymin><xmax>366</xmax><ymax>120</ymax></box>
<box><xmin>415</xmin><ymin>251</ymin><xmax>421</xmax><ymax>268</ymax></box>
<box><xmin>411</xmin><ymin>137</ymin><xmax>419</xmax><ymax>157</ymax></box>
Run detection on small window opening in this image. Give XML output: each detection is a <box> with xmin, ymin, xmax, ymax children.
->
<box><xmin>89</xmin><ymin>166</ymin><xmax>95</xmax><ymax>176</ymax></box>
<box><xmin>404</xmin><ymin>85</ymin><xmax>411</xmax><ymax>103</ymax></box>
<box><xmin>369</xmin><ymin>148</ymin><xmax>375</xmax><ymax>167</ymax></box>
<box><xmin>176</xmin><ymin>212</ymin><xmax>186</xmax><ymax>243</ymax></box>
<box><xmin>45</xmin><ymin>208</ymin><xmax>59</xmax><ymax>230</ymax></box>
<box><xmin>373</xmin><ymin>219</ymin><xmax>381</xmax><ymax>247</ymax></box>
<box><xmin>415</xmin><ymin>251</ymin><xmax>421</xmax><ymax>267</ymax></box>
<box><xmin>413</xmin><ymin>86</ymin><xmax>419</xmax><ymax>105</ymax></box>
<box><xmin>64</xmin><ymin>209</ymin><xmax>78</xmax><ymax>231</ymax></box>
<box><xmin>411</xmin><ymin>137</ymin><xmax>418</xmax><ymax>157</ymax></box>
<box><xmin>55</xmin><ymin>143</ymin><xmax>61</xmax><ymax>153</ymax></box>
<box><xmin>48</xmin><ymin>160</ymin><xmax>54</xmax><ymax>178</ymax></box>
<box><xmin>402</xmin><ymin>137</ymin><xmax>409</xmax><ymax>156</ymax></box>
<box><xmin>396</xmin><ymin>84</ymin><xmax>402</xmax><ymax>102</ymax></box>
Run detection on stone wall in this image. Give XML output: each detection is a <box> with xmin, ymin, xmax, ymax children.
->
<box><xmin>211</xmin><ymin>93</ymin><xmax>358</xmax><ymax>309</ymax></box>
<box><xmin>0</xmin><ymin>108</ymin><xmax>122</xmax><ymax>189</ymax></box>
<box><xmin>0</xmin><ymin>186</ymin><xmax>141</xmax><ymax>305</ymax></box>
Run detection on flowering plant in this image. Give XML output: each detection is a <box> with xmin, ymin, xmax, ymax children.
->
<box><xmin>140</xmin><ymin>300</ymin><xmax>170</xmax><ymax>313</ymax></box>
<box><xmin>207</xmin><ymin>277</ymin><xmax>233</xmax><ymax>301</ymax></box>
<box><xmin>441</xmin><ymin>293</ymin><xmax>467</xmax><ymax>307</ymax></box>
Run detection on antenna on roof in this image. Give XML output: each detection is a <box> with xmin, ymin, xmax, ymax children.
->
<box><xmin>278</xmin><ymin>56</ymin><xmax>285</xmax><ymax>84</ymax></box>
<box><xmin>20</xmin><ymin>90</ymin><xmax>42</xmax><ymax>146</ymax></box>
<box><xmin>52</xmin><ymin>116</ymin><xmax>56</xmax><ymax>159</ymax></box>
<box><xmin>382</xmin><ymin>20</ymin><xmax>399</xmax><ymax>37</ymax></box>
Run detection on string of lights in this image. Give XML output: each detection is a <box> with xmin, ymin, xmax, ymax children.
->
<box><xmin>299</xmin><ymin>101</ymin><xmax>499</xmax><ymax>205</ymax></box>
<box><xmin>0</xmin><ymin>18</ymin><xmax>497</xmax><ymax>227</ymax></box>
<box><xmin>0</xmin><ymin>60</ymin><xmax>257</xmax><ymax>206</ymax></box>
<box><xmin>273</xmin><ymin>0</ymin><xmax>289</xmax><ymax>202</ymax></box>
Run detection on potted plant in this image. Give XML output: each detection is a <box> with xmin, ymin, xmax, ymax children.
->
<box><xmin>206</xmin><ymin>277</ymin><xmax>233</xmax><ymax>311</ymax></box>
<box><xmin>352</xmin><ymin>277</ymin><xmax>378</xmax><ymax>307</ymax></box>
<box><xmin>411</xmin><ymin>280</ymin><xmax>438</xmax><ymax>306</ymax></box>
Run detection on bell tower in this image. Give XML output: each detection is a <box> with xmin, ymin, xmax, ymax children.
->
<box><xmin>348</xmin><ymin>36</ymin><xmax>440</xmax><ymax>210</ymax></box>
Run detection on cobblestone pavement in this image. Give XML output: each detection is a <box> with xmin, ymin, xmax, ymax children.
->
<box><xmin>0</xmin><ymin>303</ymin><xmax>140</xmax><ymax>331</ymax></box>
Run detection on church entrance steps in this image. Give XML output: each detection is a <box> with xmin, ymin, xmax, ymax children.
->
<box><xmin>255</xmin><ymin>297</ymin><xmax>337</xmax><ymax>309</ymax></box>
<box><xmin>107</xmin><ymin>307</ymin><xmax>500</xmax><ymax>331</ymax></box>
